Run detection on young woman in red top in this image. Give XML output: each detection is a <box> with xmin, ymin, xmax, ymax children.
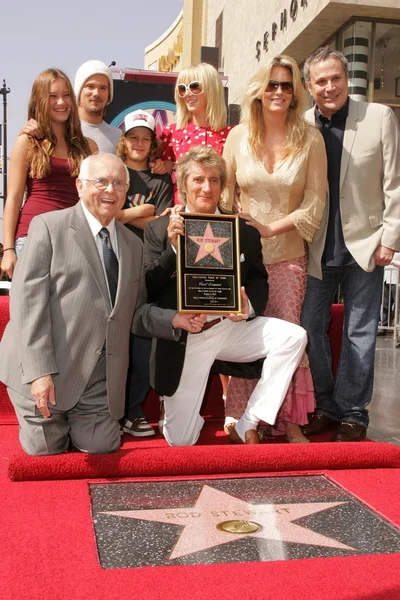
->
<box><xmin>1</xmin><ymin>68</ymin><xmax>96</xmax><ymax>279</ymax></box>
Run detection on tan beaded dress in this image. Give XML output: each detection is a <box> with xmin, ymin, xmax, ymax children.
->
<box><xmin>221</xmin><ymin>123</ymin><xmax>327</xmax><ymax>433</ymax></box>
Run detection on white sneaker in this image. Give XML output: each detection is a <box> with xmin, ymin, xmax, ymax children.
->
<box><xmin>121</xmin><ymin>417</ymin><xmax>155</xmax><ymax>437</ymax></box>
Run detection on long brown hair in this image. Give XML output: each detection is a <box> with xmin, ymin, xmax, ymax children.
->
<box><xmin>27</xmin><ymin>68</ymin><xmax>91</xmax><ymax>178</ymax></box>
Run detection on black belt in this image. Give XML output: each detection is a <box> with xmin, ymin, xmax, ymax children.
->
<box><xmin>200</xmin><ymin>316</ymin><xmax>226</xmax><ymax>332</ymax></box>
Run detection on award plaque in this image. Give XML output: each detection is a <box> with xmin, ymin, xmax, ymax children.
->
<box><xmin>177</xmin><ymin>213</ymin><xmax>242</xmax><ymax>314</ymax></box>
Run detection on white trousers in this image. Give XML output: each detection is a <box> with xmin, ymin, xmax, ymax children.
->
<box><xmin>162</xmin><ymin>316</ymin><xmax>307</xmax><ymax>446</ymax></box>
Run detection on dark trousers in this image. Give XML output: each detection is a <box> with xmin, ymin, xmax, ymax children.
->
<box><xmin>125</xmin><ymin>334</ymin><xmax>152</xmax><ymax>419</ymax></box>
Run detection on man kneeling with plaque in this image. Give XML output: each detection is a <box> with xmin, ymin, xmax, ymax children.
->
<box><xmin>136</xmin><ymin>146</ymin><xmax>307</xmax><ymax>446</ymax></box>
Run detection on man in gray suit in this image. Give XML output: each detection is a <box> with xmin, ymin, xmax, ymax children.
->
<box><xmin>301</xmin><ymin>48</ymin><xmax>400</xmax><ymax>441</ymax></box>
<box><xmin>0</xmin><ymin>153</ymin><xmax>144</xmax><ymax>455</ymax></box>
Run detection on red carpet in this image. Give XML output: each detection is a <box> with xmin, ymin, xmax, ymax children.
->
<box><xmin>1</xmin><ymin>426</ymin><xmax>400</xmax><ymax>600</ymax></box>
<box><xmin>2</xmin><ymin>297</ymin><xmax>400</xmax><ymax>599</ymax></box>
<box><xmin>9</xmin><ymin>439</ymin><xmax>400</xmax><ymax>481</ymax></box>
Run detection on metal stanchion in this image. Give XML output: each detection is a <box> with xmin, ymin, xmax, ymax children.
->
<box><xmin>394</xmin><ymin>270</ymin><xmax>400</xmax><ymax>348</ymax></box>
<box><xmin>0</xmin><ymin>79</ymin><xmax>11</xmax><ymax>206</ymax></box>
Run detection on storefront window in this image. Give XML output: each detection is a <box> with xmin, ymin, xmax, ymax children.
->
<box><xmin>373</xmin><ymin>22</ymin><xmax>400</xmax><ymax>125</ymax></box>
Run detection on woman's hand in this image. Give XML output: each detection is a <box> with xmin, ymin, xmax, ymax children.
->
<box><xmin>239</xmin><ymin>213</ymin><xmax>271</xmax><ymax>238</ymax></box>
<box><xmin>0</xmin><ymin>249</ymin><xmax>17</xmax><ymax>280</ymax></box>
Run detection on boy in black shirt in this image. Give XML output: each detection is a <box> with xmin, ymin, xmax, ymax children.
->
<box><xmin>117</xmin><ymin>110</ymin><xmax>173</xmax><ymax>436</ymax></box>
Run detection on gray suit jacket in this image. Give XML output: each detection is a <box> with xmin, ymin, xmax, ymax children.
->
<box><xmin>0</xmin><ymin>202</ymin><xmax>144</xmax><ymax>420</ymax></box>
<box><xmin>305</xmin><ymin>99</ymin><xmax>400</xmax><ymax>278</ymax></box>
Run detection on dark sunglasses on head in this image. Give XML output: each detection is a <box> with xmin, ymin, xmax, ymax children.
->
<box><xmin>177</xmin><ymin>80</ymin><xmax>203</xmax><ymax>97</ymax></box>
<box><xmin>266</xmin><ymin>80</ymin><xmax>294</xmax><ymax>94</ymax></box>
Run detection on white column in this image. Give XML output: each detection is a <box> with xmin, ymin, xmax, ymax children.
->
<box><xmin>343</xmin><ymin>22</ymin><xmax>371</xmax><ymax>102</ymax></box>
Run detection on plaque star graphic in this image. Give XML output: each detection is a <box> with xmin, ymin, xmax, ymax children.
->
<box><xmin>188</xmin><ymin>222</ymin><xmax>229</xmax><ymax>264</ymax></box>
<box><xmin>101</xmin><ymin>484</ymin><xmax>356</xmax><ymax>560</ymax></box>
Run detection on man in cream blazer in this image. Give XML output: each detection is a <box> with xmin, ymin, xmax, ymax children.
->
<box><xmin>301</xmin><ymin>48</ymin><xmax>400</xmax><ymax>442</ymax></box>
<box><xmin>0</xmin><ymin>153</ymin><xmax>149</xmax><ymax>455</ymax></box>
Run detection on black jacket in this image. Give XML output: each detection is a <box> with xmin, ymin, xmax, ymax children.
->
<box><xmin>144</xmin><ymin>215</ymin><xmax>268</xmax><ymax>396</ymax></box>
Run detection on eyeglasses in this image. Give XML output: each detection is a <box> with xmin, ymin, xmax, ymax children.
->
<box><xmin>82</xmin><ymin>178</ymin><xmax>128</xmax><ymax>192</ymax></box>
<box><xmin>266</xmin><ymin>80</ymin><xmax>294</xmax><ymax>94</ymax></box>
<box><xmin>177</xmin><ymin>81</ymin><xmax>203</xmax><ymax>97</ymax></box>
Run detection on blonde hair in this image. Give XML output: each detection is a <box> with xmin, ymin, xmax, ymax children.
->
<box><xmin>176</xmin><ymin>145</ymin><xmax>227</xmax><ymax>205</ymax></box>
<box><xmin>27</xmin><ymin>68</ymin><xmax>91</xmax><ymax>179</ymax></box>
<box><xmin>240</xmin><ymin>55</ymin><xmax>308</xmax><ymax>161</ymax></box>
<box><xmin>175</xmin><ymin>63</ymin><xmax>227</xmax><ymax>131</ymax></box>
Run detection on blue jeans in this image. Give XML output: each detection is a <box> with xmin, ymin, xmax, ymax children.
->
<box><xmin>15</xmin><ymin>237</ymin><xmax>26</xmax><ymax>258</ymax></box>
<box><xmin>300</xmin><ymin>263</ymin><xmax>383</xmax><ymax>427</ymax></box>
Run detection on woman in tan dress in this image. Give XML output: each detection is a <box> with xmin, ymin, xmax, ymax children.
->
<box><xmin>221</xmin><ymin>55</ymin><xmax>327</xmax><ymax>443</ymax></box>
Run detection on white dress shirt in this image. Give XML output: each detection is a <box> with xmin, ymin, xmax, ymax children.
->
<box><xmin>80</xmin><ymin>200</ymin><xmax>119</xmax><ymax>303</ymax></box>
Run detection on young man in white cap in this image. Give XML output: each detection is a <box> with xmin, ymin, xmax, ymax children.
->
<box><xmin>20</xmin><ymin>60</ymin><xmax>121</xmax><ymax>153</ymax></box>
<box><xmin>74</xmin><ymin>59</ymin><xmax>121</xmax><ymax>153</ymax></box>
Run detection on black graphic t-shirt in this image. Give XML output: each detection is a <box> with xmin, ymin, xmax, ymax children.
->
<box><xmin>123</xmin><ymin>168</ymin><xmax>173</xmax><ymax>240</ymax></box>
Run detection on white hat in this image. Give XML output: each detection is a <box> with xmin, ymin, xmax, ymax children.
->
<box><xmin>74</xmin><ymin>60</ymin><xmax>114</xmax><ymax>104</ymax></box>
<box><xmin>123</xmin><ymin>110</ymin><xmax>155</xmax><ymax>134</ymax></box>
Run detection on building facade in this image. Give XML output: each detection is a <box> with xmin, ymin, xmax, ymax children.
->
<box><xmin>207</xmin><ymin>0</ymin><xmax>400</xmax><ymax>122</ymax></box>
<box><xmin>144</xmin><ymin>1</ymin><xmax>209</xmax><ymax>73</ymax></box>
<box><xmin>145</xmin><ymin>1</ymin><xmax>400</xmax><ymax>124</ymax></box>
<box><xmin>144</xmin><ymin>11</ymin><xmax>184</xmax><ymax>72</ymax></box>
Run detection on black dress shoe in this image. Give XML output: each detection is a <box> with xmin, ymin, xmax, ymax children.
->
<box><xmin>332</xmin><ymin>422</ymin><xmax>367</xmax><ymax>442</ymax></box>
<box><xmin>302</xmin><ymin>412</ymin><xmax>340</xmax><ymax>436</ymax></box>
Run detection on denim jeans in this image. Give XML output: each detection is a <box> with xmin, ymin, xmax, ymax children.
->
<box><xmin>15</xmin><ymin>237</ymin><xmax>27</xmax><ymax>258</ymax></box>
<box><xmin>300</xmin><ymin>263</ymin><xmax>383</xmax><ymax>427</ymax></box>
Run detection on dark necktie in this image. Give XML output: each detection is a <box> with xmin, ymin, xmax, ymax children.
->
<box><xmin>98</xmin><ymin>227</ymin><xmax>119</xmax><ymax>306</ymax></box>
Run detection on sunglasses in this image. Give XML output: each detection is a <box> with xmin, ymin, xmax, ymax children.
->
<box><xmin>266</xmin><ymin>80</ymin><xmax>294</xmax><ymax>94</ymax></box>
<box><xmin>177</xmin><ymin>81</ymin><xmax>203</xmax><ymax>97</ymax></box>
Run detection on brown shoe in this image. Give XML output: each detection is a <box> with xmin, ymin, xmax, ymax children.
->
<box><xmin>332</xmin><ymin>422</ymin><xmax>367</xmax><ymax>442</ymax></box>
<box><xmin>285</xmin><ymin>423</ymin><xmax>310</xmax><ymax>444</ymax></box>
<box><xmin>229</xmin><ymin>425</ymin><xmax>259</xmax><ymax>445</ymax></box>
<box><xmin>302</xmin><ymin>413</ymin><xmax>340</xmax><ymax>436</ymax></box>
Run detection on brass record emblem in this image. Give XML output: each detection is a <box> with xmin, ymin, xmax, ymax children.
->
<box><xmin>216</xmin><ymin>520</ymin><xmax>262</xmax><ymax>534</ymax></box>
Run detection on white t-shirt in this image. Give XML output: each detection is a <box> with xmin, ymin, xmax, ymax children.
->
<box><xmin>81</xmin><ymin>120</ymin><xmax>121</xmax><ymax>153</ymax></box>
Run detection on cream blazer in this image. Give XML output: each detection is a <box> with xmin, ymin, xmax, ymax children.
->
<box><xmin>305</xmin><ymin>99</ymin><xmax>400</xmax><ymax>279</ymax></box>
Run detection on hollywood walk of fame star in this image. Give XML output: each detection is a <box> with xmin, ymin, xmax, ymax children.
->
<box><xmin>188</xmin><ymin>222</ymin><xmax>229</xmax><ymax>265</ymax></box>
<box><xmin>101</xmin><ymin>484</ymin><xmax>356</xmax><ymax>560</ymax></box>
